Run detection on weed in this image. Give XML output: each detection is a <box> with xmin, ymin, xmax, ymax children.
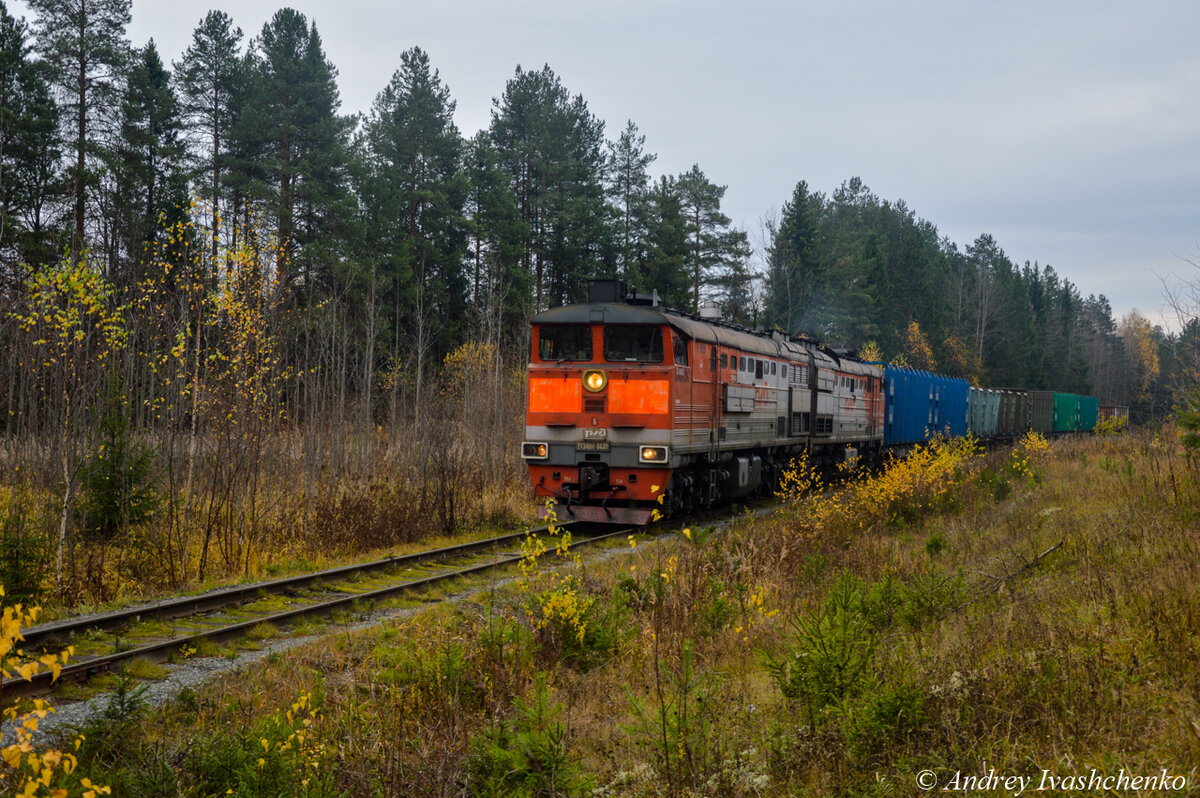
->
<box><xmin>626</xmin><ymin>640</ymin><xmax>719</xmax><ymax>792</ymax></box>
<box><xmin>188</xmin><ymin>691</ymin><xmax>330</xmax><ymax>798</ymax></box>
<box><xmin>121</xmin><ymin>657</ymin><xmax>167</xmax><ymax>680</ymax></box>
<box><xmin>245</xmin><ymin>621</ymin><xmax>278</xmax><ymax>641</ymax></box>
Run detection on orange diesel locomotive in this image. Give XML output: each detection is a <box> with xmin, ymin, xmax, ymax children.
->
<box><xmin>522</xmin><ymin>281</ymin><xmax>884</xmax><ymax>524</ymax></box>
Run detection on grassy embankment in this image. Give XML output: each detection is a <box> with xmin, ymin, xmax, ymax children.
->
<box><xmin>21</xmin><ymin>428</ymin><xmax>1200</xmax><ymax>796</ymax></box>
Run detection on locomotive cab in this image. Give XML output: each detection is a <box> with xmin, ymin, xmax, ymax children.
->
<box><xmin>523</xmin><ymin>286</ymin><xmax>678</xmax><ymax>524</ymax></box>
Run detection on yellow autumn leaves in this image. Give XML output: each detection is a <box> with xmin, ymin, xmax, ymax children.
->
<box><xmin>1</xmin><ymin>586</ymin><xmax>107</xmax><ymax>798</ymax></box>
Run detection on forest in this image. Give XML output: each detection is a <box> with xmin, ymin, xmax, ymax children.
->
<box><xmin>0</xmin><ymin>0</ymin><xmax>1196</xmax><ymax>603</ymax></box>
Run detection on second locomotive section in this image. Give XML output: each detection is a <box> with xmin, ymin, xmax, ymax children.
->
<box><xmin>522</xmin><ymin>281</ymin><xmax>885</xmax><ymax>524</ymax></box>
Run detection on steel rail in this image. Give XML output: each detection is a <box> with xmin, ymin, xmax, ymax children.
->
<box><xmin>2</xmin><ymin>524</ymin><xmax>634</xmax><ymax>701</ymax></box>
<box><xmin>18</xmin><ymin>523</ymin><xmax>578</xmax><ymax>651</ymax></box>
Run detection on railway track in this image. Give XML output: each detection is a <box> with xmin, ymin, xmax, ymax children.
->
<box><xmin>4</xmin><ymin>522</ymin><xmax>638</xmax><ymax>703</ymax></box>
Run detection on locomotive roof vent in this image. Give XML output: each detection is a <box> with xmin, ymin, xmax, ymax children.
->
<box><xmin>698</xmin><ymin>301</ymin><xmax>721</xmax><ymax>320</ymax></box>
<box><xmin>586</xmin><ymin>279</ymin><xmax>663</xmax><ymax>306</ymax></box>
<box><xmin>587</xmin><ymin>279</ymin><xmax>628</xmax><ymax>304</ymax></box>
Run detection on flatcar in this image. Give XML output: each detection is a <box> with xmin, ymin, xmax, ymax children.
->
<box><xmin>521</xmin><ymin>280</ymin><xmax>1105</xmax><ymax>524</ymax></box>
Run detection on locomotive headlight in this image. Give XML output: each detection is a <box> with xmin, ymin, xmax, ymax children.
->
<box><xmin>522</xmin><ymin>442</ymin><xmax>549</xmax><ymax>459</ymax></box>
<box><xmin>583</xmin><ymin>369</ymin><xmax>607</xmax><ymax>393</ymax></box>
<box><xmin>639</xmin><ymin>446</ymin><xmax>668</xmax><ymax>463</ymax></box>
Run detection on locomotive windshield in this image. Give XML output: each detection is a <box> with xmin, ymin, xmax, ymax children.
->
<box><xmin>538</xmin><ymin>325</ymin><xmax>592</xmax><ymax>362</ymax></box>
<box><xmin>604</xmin><ymin>326</ymin><xmax>663</xmax><ymax>363</ymax></box>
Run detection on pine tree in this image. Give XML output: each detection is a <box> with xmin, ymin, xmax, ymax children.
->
<box><xmin>27</xmin><ymin>0</ymin><xmax>130</xmax><ymax>260</ymax></box>
<box><xmin>490</xmin><ymin>64</ymin><xmax>609</xmax><ymax>309</ymax></box>
<box><xmin>463</xmin><ymin>131</ymin><xmax>526</xmax><ymax>328</ymax></box>
<box><xmin>675</xmin><ymin>163</ymin><xmax>749</xmax><ymax>313</ymax></box>
<box><xmin>0</xmin><ymin>2</ymin><xmax>63</xmax><ymax>274</ymax></box>
<box><xmin>235</xmin><ymin>8</ymin><xmax>349</xmax><ymax>287</ymax></box>
<box><xmin>363</xmin><ymin>46</ymin><xmax>467</xmax><ymax>418</ymax></box>
<box><xmin>175</xmin><ymin>10</ymin><xmax>242</xmax><ymax>265</ymax></box>
<box><xmin>110</xmin><ymin>40</ymin><xmax>187</xmax><ymax>280</ymax></box>
<box><xmin>605</xmin><ymin>119</ymin><xmax>655</xmax><ymax>281</ymax></box>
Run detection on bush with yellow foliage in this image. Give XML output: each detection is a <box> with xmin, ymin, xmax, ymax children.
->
<box><xmin>1</xmin><ymin>586</ymin><xmax>107</xmax><ymax>798</ymax></box>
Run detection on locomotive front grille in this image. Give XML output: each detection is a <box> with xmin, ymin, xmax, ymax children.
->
<box><xmin>584</xmin><ymin>397</ymin><xmax>606</xmax><ymax>413</ymax></box>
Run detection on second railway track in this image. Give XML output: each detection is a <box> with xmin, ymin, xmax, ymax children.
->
<box><xmin>5</xmin><ymin>521</ymin><xmax>639</xmax><ymax>702</ymax></box>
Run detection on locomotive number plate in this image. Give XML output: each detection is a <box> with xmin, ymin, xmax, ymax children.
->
<box><xmin>576</xmin><ymin>441</ymin><xmax>610</xmax><ymax>451</ymax></box>
<box><xmin>582</xmin><ymin>428</ymin><xmax>608</xmax><ymax>440</ymax></box>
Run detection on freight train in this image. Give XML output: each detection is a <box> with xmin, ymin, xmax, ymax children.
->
<box><xmin>521</xmin><ymin>280</ymin><xmax>1124</xmax><ymax>524</ymax></box>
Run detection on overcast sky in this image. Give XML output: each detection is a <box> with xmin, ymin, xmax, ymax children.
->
<box><xmin>12</xmin><ymin>0</ymin><xmax>1200</xmax><ymax>328</ymax></box>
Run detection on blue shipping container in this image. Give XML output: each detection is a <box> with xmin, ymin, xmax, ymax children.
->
<box><xmin>883</xmin><ymin>366</ymin><xmax>970</xmax><ymax>445</ymax></box>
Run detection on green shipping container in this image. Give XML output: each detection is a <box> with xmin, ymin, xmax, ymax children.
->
<box><xmin>1052</xmin><ymin>392</ymin><xmax>1080</xmax><ymax>432</ymax></box>
<box><xmin>1079</xmin><ymin>396</ymin><xmax>1098</xmax><ymax>431</ymax></box>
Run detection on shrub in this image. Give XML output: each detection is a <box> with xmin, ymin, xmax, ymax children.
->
<box><xmin>0</xmin><ymin>505</ymin><xmax>49</xmax><ymax>604</ymax></box>
<box><xmin>466</xmin><ymin>674</ymin><xmax>587</xmax><ymax>797</ymax></box>
<box><xmin>1</xmin><ymin>586</ymin><xmax>101</xmax><ymax>798</ymax></box>
<box><xmin>845</xmin><ymin>677</ymin><xmax>928</xmax><ymax>761</ymax></box>
<box><xmin>77</xmin><ymin>397</ymin><xmax>159</xmax><ymax>544</ymax></box>
<box><xmin>766</xmin><ymin>574</ymin><xmax>880</xmax><ymax>720</ymax></box>
<box><xmin>188</xmin><ymin>692</ymin><xmax>329</xmax><ymax>798</ymax></box>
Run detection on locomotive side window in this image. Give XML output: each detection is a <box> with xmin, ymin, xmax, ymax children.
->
<box><xmin>755</xmin><ymin>359</ymin><xmax>763</xmax><ymax>380</ymax></box>
<box><xmin>604</xmin><ymin>326</ymin><xmax>663</xmax><ymax>363</ymax></box>
<box><xmin>720</xmin><ymin>353</ymin><xmax>727</xmax><ymax>369</ymax></box>
<box><xmin>538</xmin><ymin>325</ymin><xmax>592</xmax><ymax>362</ymax></box>
<box><xmin>673</xmin><ymin>336</ymin><xmax>688</xmax><ymax>366</ymax></box>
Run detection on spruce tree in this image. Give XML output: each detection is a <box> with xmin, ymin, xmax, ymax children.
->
<box><xmin>765</xmin><ymin>180</ymin><xmax>825</xmax><ymax>335</ymax></box>
<box><xmin>637</xmin><ymin>175</ymin><xmax>689</xmax><ymax>308</ymax></box>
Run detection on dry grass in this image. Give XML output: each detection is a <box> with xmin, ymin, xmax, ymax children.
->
<box><xmin>50</xmin><ymin>429</ymin><xmax>1200</xmax><ymax>797</ymax></box>
<box><xmin>0</xmin><ymin>409</ymin><xmax>536</xmax><ymax>613</ymax></box>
